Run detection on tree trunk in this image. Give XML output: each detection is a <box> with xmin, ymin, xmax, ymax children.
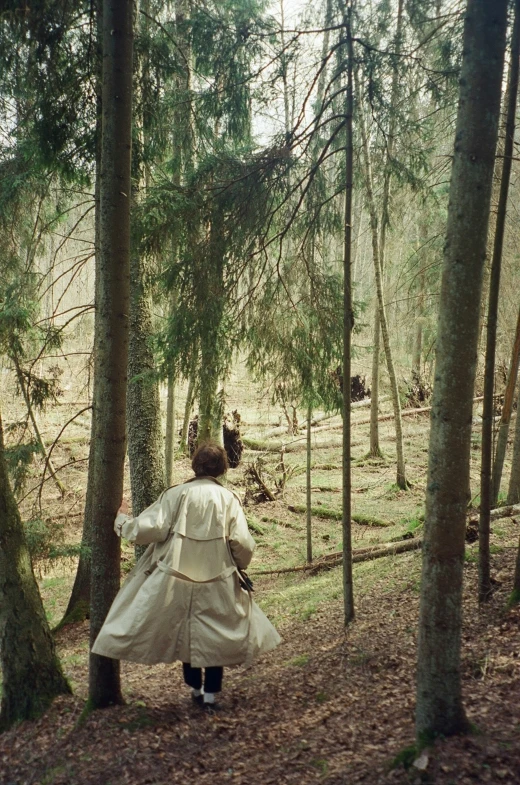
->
<box><xmin>342</xmin><ymin>4</ymin><xmax>354</xmax><ymax>625</ymax></box>
<box><xmin>306</xmin><ymin>404</ymin><xmax>312</xmax><ymax>564</ymax></box>
<box><xmin>412</xmin><ymin>220</ymin><xmax>428</xmax><ymax>376</ymax></box>
<box><xmin>415</xmin><ymin>0</ymin><xmax>508</xmax><ymax>740</ymax></box>
<box><xmin>510</xmin><ymin>532</ymin><xmax>520</xmax><ymax>606</ymax></box>
<box><xmin>127</xmin><ymin>0</ymin><xmax>165</xmax><ymax>553</ymax></box>
<box><xmin>492</xmin><ymin>308</ymin><xmax>520</xmax><ymax>505</ymax></box>
<box><xmin>198</xmin><ymin>350</ymin><xmax>221</xmax><ymax>444</ymax></box>
<box><xmin>478</xmin><ymin>0</ymin><xmax>519</xmax><ymax>603</ymax></box>
<box><xmin>58</xmin><ymin>432</ymin><xmax>95</xmax><ymax>628</ymax></box>
<box><xmin>127</xmin><ymin>234</ymin><xmax>165</xmax><ymax>546</ymax></box>
<box><xmin>165</xmin><ymin>373</ymin><xmax>176</xmax><ymax>483</ymax></box>
<box><xmin>0</xmin><ymin>407</ymin><xmax>70</xmax><ymax>731</ymax></box>
<box><xmin>355</xmin><ymin>64</ymin><xmax>407</xmax><ymax>488</ymax></box>
<box><xmin>88</xmin><ymin>0</ymin><xmax>134</xmax><ymax>710</ymax></box>
<box><xmin>369</xmin><ymin>308</ymin><xmax>382</xmax><ymax>457</ymax></box>
<box><xmin>59</xmin><ymin>2</ymin><xmax>103</xmax><ymax>629</ymax></box>
<box><xmin>507</xmin><ymin>383</ymin><xmax>520</xmax><ymax>504</ymax></box>
<box><xmin>179</xmin><ymin>358</ymin><xmax>197</xmax><ymax>454</ymax></box>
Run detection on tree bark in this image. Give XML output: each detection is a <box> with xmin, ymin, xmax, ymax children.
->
<box><xmin>88</xmin><ymin>0</ymin><xmax>134</xmax><ymax>710</ymax></box>
<box><xmin>479</xmin><ymin>0</ymin><xmax>520</xmax><ymax>603</ymax></box>
<box><xmin>415</xmin><ymin>0</ymin><xmax>508</xmax><ymax>740</ymax></box>
<box><xmin>179</xmin><ymin>358</ymin><xmax>197</xmax><ymax>454</ymax></box>
<box><xmin>366</xmin><ymin>0</ymin><xmax>404</xmax><ymax>466</ymax></box>
<box><xmin>0</xmin><ymin>407</ymin><xmax>70</xmax><ymax>731</ymax></box>
<box><xmin>165</xmin><ymin>372</ymin><xmax>176</xmax><ymax>483</ymax></box>
<box><xmin>342</xmin><ymin>3</ymin><xmax>354</xmax><ymax>625</ymax></box>
<box><xmin>59</xmin><ymin>1</ymin><xmax>103</xmax><ymax>629</ymax></box>
<box><xmin>507</xmin><ymin>385</ymin><xmax>520</xmax><ymax>504</ymax></box>
<box><xmin>355</xmin><ymin>60</ymin><xmax>408</xmax><ymax>488</ymax></box>
<box><xmin>511</xmin><ymin>532</ymin><xmax>520</xmax><ymax>606</ymax></box>
<box><xmin>127</xmin><ymin>0</ymin><xmax>164</xmax><ymax>554</ymax></box>
<box><xmin>369</xmin><ymin>308</ymin><xmax>382</xmax><ymax>457</ymax></box>
<box><xmin>306</xmin><ymin>404</ymin><xmax>312</xmax><ymax>563</ymax></box>
<box><xmin>492</xmin><ymin>308</ymin><xmax>520</xmax><ymax>505</ymax></box>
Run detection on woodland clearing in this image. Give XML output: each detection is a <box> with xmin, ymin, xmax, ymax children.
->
<box><xmin>1</xmin><ymin>369</ymin><xmax>519</xmax><ymax>785</ymax></box>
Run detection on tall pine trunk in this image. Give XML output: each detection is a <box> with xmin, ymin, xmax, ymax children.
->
<box><xmin>0</xmin><ymin>407</ymin><xmax>70</xmax><ymax>731</ymax></box>
<box><xmin>88</xmin><ymin>0</ymin><xmax>134</xmax><ymax>710</ymax></box>
<box><xmin>415</xmin><ymin>0</ymin><xmax>508</xmax><ymax>739</ymax></box>
<box><xmin>478</xmin><ymin>0</ymin><xmax>519</xmax><ymax>602</ymax></box>
<box><xmin>342</xmin><ymin>4</ymin><xmax>354</xmax><ymax>624</ymax></box>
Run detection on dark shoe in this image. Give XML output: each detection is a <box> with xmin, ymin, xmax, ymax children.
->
<box><xmin>202</xmin><ymin>701</ymin><xmax>220</xmax><ymax>715</ymax></box>
<box><xmin>191</xmin><ymin>693</ymin><xmax>204</xmax><ymax>707</ymax></box>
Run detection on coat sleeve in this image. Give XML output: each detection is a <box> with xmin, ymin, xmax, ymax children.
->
<box><xmin>228</xmin><ymin>496</ymin><xmax>256</xmax><ymax>569</ymax></box>
<box><xmin>115</xmin><ymin>493</ymin><xmax>172</xmax><ymax>545</ymax></box>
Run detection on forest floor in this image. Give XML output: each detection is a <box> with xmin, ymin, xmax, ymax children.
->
<box><xmin>1</xmin><ymin>369</ymin><xmax>520</xmax><ymax>785</ymax></box>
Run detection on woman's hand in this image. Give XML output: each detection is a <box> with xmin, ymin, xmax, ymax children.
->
<box><xmin>118</xmin><ymin>498</ymin><xmax>130</xmax><ymax>515</ymax></box>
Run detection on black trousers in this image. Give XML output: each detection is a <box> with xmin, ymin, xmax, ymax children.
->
<box><xmin>182</xmin><ymin>662</ymin><xmax>223</xmax><ymax>693</ymax></box>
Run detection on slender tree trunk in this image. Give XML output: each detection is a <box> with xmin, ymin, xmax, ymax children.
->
<box><xmin>356</xmin><ymin>69</ymin><xmax>407</xmax><ymax>487</ymax></box>
<box><xmin>507</xmin><ymin>383</ymin><xmax>520</xmax><ymax>504</ymax></box>
<box><xmin>479</xmin><ymin>0</ymin><xmax>519</xmax><ymax>603</ymax></box>
<box><xmin>510</xmin><ymin>532</ymin><xmax>520</xmax><ymax>605</ymax></box>
<box><xmin>59</xmin><ymin>3</ymin><xmax>103</xmax><ymax>629</ymax></box>
<box><xmin>88</xmin><ymin>0</ymin><xmax>134</xmax><ymax>710</ymax></box>
<box><xmin>165</xmin><ymin>373</ymin><xmax>176</xmax><ymax>483</ymax></box>
<box><xmin>412</xmin><ymin>220</ymin><xmax>428</xmax><ymax>376</ymax></box>
<box><xmin>198</xmin><ymin>345</ymin><xmax>221</xmax><ymax>445</ymax></box>
<box><xmin>342</xmin><ymin>4</ymin><xmax>354</xmax><ymax>625</ymax></box>
<box><xmin>127</xmin><ymin>0</ymin><xmax>164</xmax><ymax>553</ymax></box>
<box><xmin>59</xmin><ymin>433</ymin><xmax>95</xmax><ymax>628</ymax></box>
<box><xmin>0</xmin><ymin>407</ymin><xmax>70</xmax><ymax>731</ymax></box>
<box><xmin>306</xmin><ymin>404</ymin><xmax>312</xmax><ymax>563</ymax></box>
<box><xmin>357</xmin><ymin>0</ymin><xmax>405</xmax><ymax>474</ymax></box>
<box><xmin>415</xmin><ymin>0</ymin><xmax>508</xmax><ymax>740</ymax></box>
<box><xmin>179</xmin><ymin>358</ymin><xmax>197</xmax><ymax>454</ymax></box>
<box><xmin>492</xmin><ymin>308</ymin><xmax>520</xmax><ymax>505</ymax></box>
<box><xmin>369</xmin><ymin>309</ymin><xmax>382</xmax><ymax>457</ymax></box>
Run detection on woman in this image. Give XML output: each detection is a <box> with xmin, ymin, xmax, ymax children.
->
<box><xmin>92</xmin><ymin>441</ymin><xmax>281</xmax><ymax>709</ymax></box>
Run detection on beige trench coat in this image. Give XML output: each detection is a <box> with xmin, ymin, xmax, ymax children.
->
<box><xmin>92</xmin><ymin>477</ymin><xmax>281</xmax><ymax>667</ymax></box>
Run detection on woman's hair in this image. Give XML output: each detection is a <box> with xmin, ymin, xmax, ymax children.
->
<box><xmin>191</xmin><ymin>441</ymin><xmax>229</xmax><ymax>478</ymax></box>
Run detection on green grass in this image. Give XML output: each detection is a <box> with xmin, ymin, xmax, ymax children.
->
<box><xmin>286</xmin><ymin>654</ymin><xmax>310</xmax><ymax>667</ymax></box>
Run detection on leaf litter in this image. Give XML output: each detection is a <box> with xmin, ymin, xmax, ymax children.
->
<box><xmin>1</xmin><ymin>533</ymin><xmax>520</xmax><ymax>785</ymax></box>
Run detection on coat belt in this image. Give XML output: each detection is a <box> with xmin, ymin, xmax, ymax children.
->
<box><xmin>155</xmin><ymin>561</ymin><xmax>237</xmax><ymax>583</ymax></box>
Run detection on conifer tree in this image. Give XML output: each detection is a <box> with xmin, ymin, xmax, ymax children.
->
<box><xmin>415</xmin><ymin>0</ymin><xmax>508</xmax><ymax>739</ymax></box>
<box><xmin>88</xmin><ymin>0</ymin><xmax>134</xmax><ymax>710</ymax></box>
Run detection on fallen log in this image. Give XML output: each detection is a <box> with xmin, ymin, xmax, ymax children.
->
<box><xmin>261</xmin><ymin>398</ymin><xmax>388</xmax><ymax>439</ymax></box>
<box><xmin>287</xmin><ymin>504</ymin><xmax>390</xmax><ymax>527</ymax></box>
<box><xmin>489</xmin><ymin>503</ymin><xmax>520</xmax><ymax>521</ymax></box>
<box><xmin>252</xmin><ymin>538</ymin><xmax>422</xmax><ymax>576</ymax></box>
